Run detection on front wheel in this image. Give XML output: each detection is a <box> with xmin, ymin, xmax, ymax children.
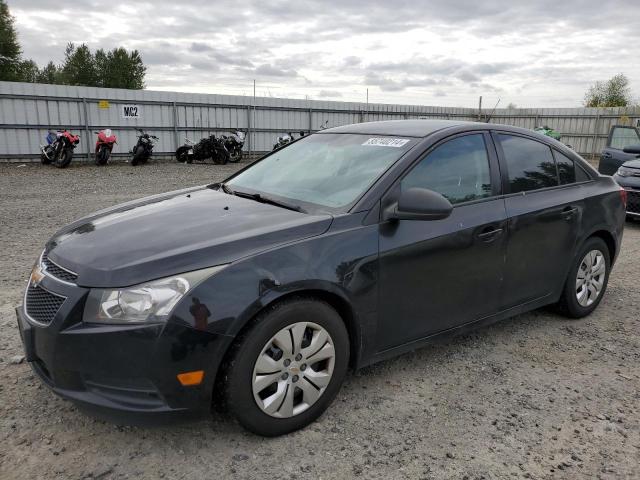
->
<box><xmin>223</xmin><ymin>298</ymin><xmax>349</xmax><ymax>436</ymax></box>
<box><xmin>96</xmin><ymin>147</ymin><xmax>110</xmax><ymax>165</ymax></box>
<box><xmin>131</xmin><ymin>145</ymin><xmax>145</xmax><ymax>166</ymax></box>
<box><xmin>555</xmin><ymin>237</ymin><xmax>610</xmax><ymax>318</ymax></box>
<box><xmin>229</xmin><ymin>149</ymin><xmax>243</xmax><ymax>163</ymax></box>
<box><xmin>55</xmin><ymin>148</ymin><xmax>73</xmax><ymax>168</ymax></box>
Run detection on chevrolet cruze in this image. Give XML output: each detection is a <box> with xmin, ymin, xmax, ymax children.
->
<box><xmin>17</xmin><ymin>120</ymin><xmax>625</xmax><ymax>436</ymax></box>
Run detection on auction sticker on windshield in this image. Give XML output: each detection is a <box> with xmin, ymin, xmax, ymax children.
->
<box><xmin>362</xmin><ymin>137</ymin><xmax>410</xmax><ymax>147</ymax></box>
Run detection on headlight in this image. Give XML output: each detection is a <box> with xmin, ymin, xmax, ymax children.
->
<box><xmin>83</xmin><ymin>265</ymin><xmax>227</xmax><ymax>324</ymax></box>
<box><xmin>616</xmin><ymin>167</ymin><xmax>634</xmax><ymax>177</ymax></box>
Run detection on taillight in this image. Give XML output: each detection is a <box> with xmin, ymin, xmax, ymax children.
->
<box><xmin>620</xmin><ymin>187</ymin><xmax>627</xmax><ymax>208</ymax></box>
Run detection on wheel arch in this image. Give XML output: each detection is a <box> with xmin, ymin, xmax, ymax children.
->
<box><xmin>211</xmin><ymin>288</ymin><xmax>362</xmax><ymax>409</ymax></box>
<box><xmin>586</xmin><ymin>229</ymin><xmax>617</xmax><ymax>263</ymax></box>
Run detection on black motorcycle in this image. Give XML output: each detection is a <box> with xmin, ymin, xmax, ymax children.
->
<box><xmin>175</xmin><ymin>136</ymin><xmax>213</xmax><ymax>164</ymax></box>
<box><xmin>131</xmin><ymin>129</ymin><xmax>158</xmax><ymax>166</ymax></box>
<box><xmin>176</xmin><ymin>135</ymin><xmax>230</xmax><ymax>165</ymax></box>
<box><xmin>221</xmin><ymin>130</ymin><xmax>245</xmax><ymax>162</ymax></box>
<box><xmin>40</xmin><ymin>130</ymin><xmax>80</xmax><ymax>168</ymax></box>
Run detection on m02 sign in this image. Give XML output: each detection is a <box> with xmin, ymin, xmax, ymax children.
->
<box><xmin>121</xmin><ymin>104</ymin><xmax>142</xmax><ymax>119</ymax></box>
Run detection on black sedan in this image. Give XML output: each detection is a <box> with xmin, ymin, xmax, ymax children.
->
<box><xmin>17</xmin><ymin>120</ymin><xmax>625</xmax><ymax>436</ymax></box>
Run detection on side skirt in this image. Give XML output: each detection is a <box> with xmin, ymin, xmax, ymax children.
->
<box><xmin>360</xmin><ymin>294</ymin><xmax>553</xmax><ymax>368</ymax></box>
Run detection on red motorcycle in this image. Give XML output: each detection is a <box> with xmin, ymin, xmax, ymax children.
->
<box><xmin>94</xmin><ymin>129</ymin><xmax>117</xmax><ymax>165</ymax></box>
<box><xmin>41</xmin><ymin>130</ymin><xmax>80</xmax><ymax>168</ymax></box>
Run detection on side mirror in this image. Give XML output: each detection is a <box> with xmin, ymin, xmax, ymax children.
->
<box><xmin>384</xmin><ymin>187</ymin><xmax>453</xmax><ymax>221</ymax></box>
<box><xmin>623</xmin><ymin>144</ymin><xmax>640</xmax><ymax>154</ymax></box>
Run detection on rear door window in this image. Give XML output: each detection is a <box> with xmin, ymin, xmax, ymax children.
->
<box><xmin>497</xmin><ymin>134</ymin><xmax>558</xmax><ymax>193</ymax></box>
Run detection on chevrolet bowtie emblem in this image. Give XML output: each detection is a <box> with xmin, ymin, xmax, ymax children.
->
<box><xmin>30</xmin><ymin>265</ymin><xmax>45</xmax><ymax>287</ymax></box>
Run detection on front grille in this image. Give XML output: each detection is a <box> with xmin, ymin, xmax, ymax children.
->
<box><xmin>42</xmin><ymin>252</ymin><xmax>78</xmax><ymax>283</ymax></box>
<box><xmin>25</xmin><ymin>283</ymin><xmax>66</xmax><ymax>325</ymax></box>
<box><xmin>627</xmin><ymin>190</ymin><xmax>640</xmax><ymax>214</ymax></box>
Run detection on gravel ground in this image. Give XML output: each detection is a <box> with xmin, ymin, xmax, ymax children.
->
<box><xmin>0</xmin><ymin>161</ymin><xmax>638</xmax><ymax>480</ymax></box>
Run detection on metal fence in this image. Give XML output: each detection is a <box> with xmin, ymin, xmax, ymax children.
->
<box><xmin>1</xmin><ymin>81</ymin><xmax>639</xmax><ymax>162</ymax></box>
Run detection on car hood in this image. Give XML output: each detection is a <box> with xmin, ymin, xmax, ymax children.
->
<box><xmin>46</xmin><ymin>186</ymin><xmax>333</xmax><ymax>287</ymax></box>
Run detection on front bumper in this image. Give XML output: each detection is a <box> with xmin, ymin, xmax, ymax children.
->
<box><xmin>16</xmin><ymin>281</ymin><xmax>233</xmax><ymax>421</ymax></box>
<box><xmin>613</xmin><ymin>175</ymin><xmax>640</xmax><ymax>216</ymax></box>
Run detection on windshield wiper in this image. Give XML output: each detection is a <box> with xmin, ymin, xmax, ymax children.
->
<box><xmin>232</xmin><ymin>189</ymin><xmax>305</xmax><ymax>213</ymax></box>
<box><xmin>218</xmin><ymin>182</ymin><xmax>234</xmax><ymax>195</ymax></box>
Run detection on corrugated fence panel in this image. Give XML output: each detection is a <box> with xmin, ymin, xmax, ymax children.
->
<box><xmin>2</xmin><ymin>81</ymin><xmax>640</xmax><ymax>160</ymax></box>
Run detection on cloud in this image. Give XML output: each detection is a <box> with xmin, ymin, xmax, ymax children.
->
<box><xmin>8</xmin><ymin>0</ymin><xmax>640</xmax><ymax>107</ymax></box>
<box><xmin>318</xmin><ymin>90</ymin><xmax>343</xmax><ymax>98</ymax></box>
<box><xmin>254</xmin><ymin>64</ymin><xmax>298</xmax><ymax>78</ymax></box>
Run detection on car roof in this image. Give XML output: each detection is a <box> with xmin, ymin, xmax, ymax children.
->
<box><xmin>319</xmin><ymin>119</ymin><xmax>535</xmax><ymax>138</ymax></box>
<box><xmin>320</xmin><ymin>119</ymin><xmax>480</xmax><ymax>137</ymax></box>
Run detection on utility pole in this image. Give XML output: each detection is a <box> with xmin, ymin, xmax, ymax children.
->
<box><xmin>366</xmin><ymin>88</ymin><xmax>369</xmax><ymax>123</ymax></box>
<box><xmin>478</xmin><ymin>96</ymin><xmax>483</xmax><ymax>121</ymax></box>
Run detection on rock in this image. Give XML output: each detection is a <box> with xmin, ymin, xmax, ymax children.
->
<box><xmin>232</xmin><ymin>453</ymin><xmax>249</xmax><ymax>462</ymax></box>
<box><xmin>10</xmin><ymin>355</ymin><xmax>24</xmax><ymax>365</ymax></box>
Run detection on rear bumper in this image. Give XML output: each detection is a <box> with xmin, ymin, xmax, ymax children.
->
<box><xmin>16</xmin><ymin>303</ymin><xmax>234</xmax><ymax>422</ymax></box>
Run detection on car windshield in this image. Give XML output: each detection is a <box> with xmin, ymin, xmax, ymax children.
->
<box><xmin>227</xmin><ymin>133</ymin><xmax>416</xmax><ymax>211</ymax></box>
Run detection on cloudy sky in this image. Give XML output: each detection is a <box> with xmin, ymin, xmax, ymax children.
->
<box><xmin>9</xmin><ymin>0</ymin><xmax>640</xmax><ymax>107</ymax></box>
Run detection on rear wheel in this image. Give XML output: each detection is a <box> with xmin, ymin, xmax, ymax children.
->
<box><xmin>223</xmin><ymin>298</ymin><xmax>349</xmax><ymax>436</ymax></box>
<box><xmin>555</xmin><ymin>237</ymin><xmax>610</xmax><ymax>318</ymax></box>
<box><xmin>40</xmin><ymin>147</ymin><xmax>53</xmax><ymax>165</ymax></box>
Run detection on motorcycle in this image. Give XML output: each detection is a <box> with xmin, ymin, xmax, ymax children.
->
<box><xmin>94</xmin><ymin>129</ymin><xmax>117</xmax><ymax>165</ymax></box>
<box><xmin>40</xmin><ymin>130</ymin><xmax>80</xmax><ymax>168</ymax></box>
<box><xmin>273</xmin><ymin>132</ymin><xmax>294</xmax><ymax>151</ymax></box>
<box><xmin>221</xmin><ymin>130</ymin><xmax>245</xmax><ymax>162</ymax></box>
<box><xmin>175</xmin><ymin>136</ymin><xmax>214</xmax><ymax>164</ymax></box>
<box><xmin>176</xmin><ymin>135</ymin><xmax>230</xmax><ymax>165</ymax></box>
<box><xmin>534</xmin><ymin>125</ymin><xmax>573</xmax><ymax>150</ymax></box>
<box><xmin>131</xmin><ymin>129</ymin><xmax>158</xmax><ymax>166</ymax></box>
<box><xmin>40</xmin><ymin>131</ymin><xmax>58</xmax><ymax>165</ymax></box>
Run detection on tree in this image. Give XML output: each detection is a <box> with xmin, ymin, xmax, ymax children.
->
<box><xmin>16</xmin><ymin>59</ymin><xmax>38</xmax><ymax>82</ymax></box>
<box><xmin>61</xmin><ymin>42</ymin><xmax>97</xmax><ymax>86</ymax></box>
<box><xmin>584</xmin><ymin>74</ymin><xmax>633</xmax><ymax>107</ymax></box>
<box><xmin>0</xmin><ymin>0</ymin><xmax>21</xmax><ymax>81</ymax></box>
<box><xmin>96</xmin><ymin>47</ymin><xmax>146</xmax><ymax>89</ymax></box>
<box><xmin>506</xmin><ymin>102</ymin><xmax>518</xmax><ymax>109</ymax></box>
<box><xmin>1</xmin><ymin>0</ymin><xmax>146</xmax><ymax>89</ymax></box>
<box><xmin>36</xmin><ymin>61</ymin><xmax>60</xmax><ymax>84</ymax></box>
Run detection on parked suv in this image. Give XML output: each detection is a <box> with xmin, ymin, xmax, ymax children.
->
<box><xmin>17</xmin><ymin>120</ymin><xmax>625</xmax><ymax>436</ymax></box>
<box><xmin>598</xmin><ymin>125</ymin><xmax>640</xmax><ymax>175</ymax></box>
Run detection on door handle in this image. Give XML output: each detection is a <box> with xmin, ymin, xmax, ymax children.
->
<box><xmin>477</xmin><ymin>227</ymin><xmax>503</xmax><ymax>241</ymax></box>
<box><xmin>602</xmin><ymin>152</ymin><xmax>612</xmax><ymax>159</ymax></box>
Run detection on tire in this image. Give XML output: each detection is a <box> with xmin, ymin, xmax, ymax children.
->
<box><xmin>175</xmin><ymin>147</ymin><xmax>189</xmax><ymax>163</ymax></box>
<box><xmin>555</xmin><ymin>236</ymin><xmax>610</xmax><ymax>318</ymax></box>
<box><xmin>223</xmin><ymin>297</ymin><xmax>349</xmax><ymax>436</ymax></box>
<box><xmin>40</xmin><ymin>147</ymin><xmax>52</xmax><ymax>165</ymax></box>
<box><xmin>55</xmin><ymin>149</ymin><xmax>73</xmax><ymax>168</ymax></box>
<box><xmin>131</xmin><ymin>145</ymin><xmax>144</xmax><ymax>166</ymax></box>
<box><xmin>212</xmin><ymin>148</ymin><xmax>230</xmax><ymax>165</ymax></box>
<box><xmin>96</xmin><ymin>147</ymin><xmax>109</xmax><ymax>166</ymax></box>
<box><xmin>229</xmin><ymin>149</ymin><xmax>243</xmax><ymax>163</ymax></box>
